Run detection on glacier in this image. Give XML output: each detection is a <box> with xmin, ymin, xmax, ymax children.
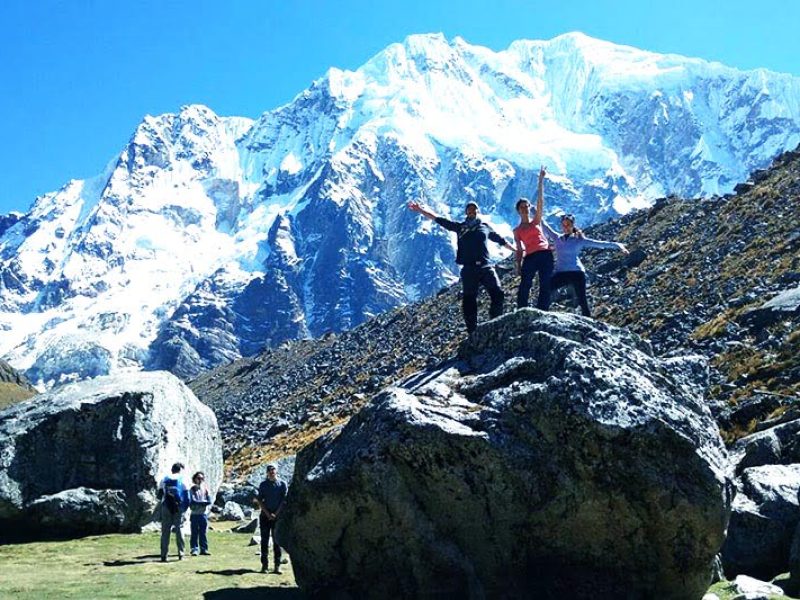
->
<box><xmin>2</xmin><ymin>32</ymin><xmax>800</xmax><ymax>386</ymax></box>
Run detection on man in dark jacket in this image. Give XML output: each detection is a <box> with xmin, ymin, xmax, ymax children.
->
<box><xmin>408</xmin><ymin>200</ymin><xmax>515</xmax><ymax>332</ymax></box>
<box><xmin>256</xmin><ymin>465</ymin><xmax>288</xmax><ymax>574</ymax></box>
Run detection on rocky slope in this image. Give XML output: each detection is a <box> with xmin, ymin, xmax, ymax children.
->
<box><xmin>3</xmin><ymin>33</ymin><xmax>800</xmax><ymax>386</ymax></box>
<box><xmin>191</xmin><ymin>146</ymin><xmax>800</xmax><ymax>473</ymax></box>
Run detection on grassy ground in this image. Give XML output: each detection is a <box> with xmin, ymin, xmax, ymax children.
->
<box><xmin>0</xmin><ymin>527</ymin><xmax>305</xmax><ymax>599</ymax></box>
<box><xmin>2</xmin><ymin>528</ymin><xmax>797</xmax><ymax>599</ymax></box>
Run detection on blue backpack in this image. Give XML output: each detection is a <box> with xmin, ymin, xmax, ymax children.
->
<box><xmin>162</xmin><ymin>478</ymin><xmax>182</xmax><ymax>514</ymax></box>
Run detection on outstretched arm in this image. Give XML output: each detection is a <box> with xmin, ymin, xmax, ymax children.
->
<box><xmin>488</xmin><ymin>230</ymin><xmax>516</xmax><ymax>253</ymax></box>
<box><xmin>580</xmin><ymin>237</ymin><xmax>629</xmax><ymax>254</ymax></box>
<box><xmin>408</xmin><ymin>201</ymin><xmax>460</xmax><ymax>232</ymax></box>
<box><xmin>407</xmin><ymin>201</ymin><xmax>439</xmax><ymax>221</ymax></box>
<box><xmin>532</xmin><ymin>166</ymin><xmax>546</xmax><ymax>225</ymax></box>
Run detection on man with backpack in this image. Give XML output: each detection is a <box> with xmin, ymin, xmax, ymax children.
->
<box><xmin>158</xmin><ymin>462</ymin><xmax>190</xmax><ymax>562</ymax></box>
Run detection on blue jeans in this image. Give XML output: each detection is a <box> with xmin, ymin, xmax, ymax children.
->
<box><xmin>190</xmin><ymin>514</ymin><xmax>209</xmax><ymax>553</ymax></box>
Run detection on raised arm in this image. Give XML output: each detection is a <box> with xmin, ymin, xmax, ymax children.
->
<box><xmin>532</xmin><ymin>166</ymin><xmax>546</xmax><ymax>225</ymax></box>
<box><xmin>541</xmin><ymin>219</ymin><xmax>559</xmax><ymax>242</ymax></box>
<box><xmin>408</xmin><ymin>201</ymin><xmax>460</xmax><ymax>232</ymax></box>
<box><xmin>407</xmin><ymin>201</ymin><xmax>439</xmax><ymax>221</ymax></box>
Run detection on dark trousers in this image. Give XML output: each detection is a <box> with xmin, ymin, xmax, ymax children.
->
<box><xmin>551</xmin><ymin>270</ymin><xmax>591</xmax><ymax>316</ymax></box>
<box><xmin>190</xmin><ymin>513</ymin><xmax>209</xmax><ymax>553</ymax></box>
<box><xmin>517</xmin><ymin>250</ymin><xmax>554</xmax><ymax>310</ymax></box>
<box><xmin>159</xmin><ymin>505</ymin><xmax>185</xmax><ymax>559</ymax></box>
<box><xmin>460</xmin><ymin>264</ymin><xmax>504</xmax><ymax>333</ymax></box>
<box><xmin>260</xmin><ymin>513</ymin><xmax>281</xmax><ymax>568</ymax></box>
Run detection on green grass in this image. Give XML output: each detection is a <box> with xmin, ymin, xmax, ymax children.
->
<box><xmin>0</xmin><ymin>527</ymin><xmax>305</xmax><ymax>599</ymax></box>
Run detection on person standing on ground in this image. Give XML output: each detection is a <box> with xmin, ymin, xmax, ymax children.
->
<box><xmin>189</xmin><ymin>471</ymin><xmax>212</xmax><ymax>557</ymax></box>
<box><xmin>158</xmin><ymin>462</ymin><xmax>190</xmax><ymax>562</ymax></box>
<box><xmin>256</xmin><ymin>465</ymin><xmax>288</xmax><ymax>574</ymax></box>
<box><xmin>541</xmin><ymin>213</ymin><xmax>629</xmax><ymax>317</ymax></box>
<box><xmin>408</xmin><ymin>199</ymin><xmax>515</xmax><ymax>333</ymax></box>
<box><xmin>514</xmin><ymin>166</ymin><xmax>554</xmax><ymax>310</ymax></box>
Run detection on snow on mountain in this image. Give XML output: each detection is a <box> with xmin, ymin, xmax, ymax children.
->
<box><xmin>2</xmin><ymin>32</ymin><xmax>800</xmax><ymax>385</ymax></box>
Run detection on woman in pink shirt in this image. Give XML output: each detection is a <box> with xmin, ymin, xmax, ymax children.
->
<box><xmin>514</xmin><ymin>166</ymin><xmax>554</xmax><ymax>309</ymax></box>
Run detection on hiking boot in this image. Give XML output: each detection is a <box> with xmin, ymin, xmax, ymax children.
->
<box><xmin>160</xmin><ymin>557</ymin><xmax>167</xmax><ymax>563</ymax></box>
<box><xmin>191</xmin><ymin>550</ymin><xmax>199</xmax><ymax>556</ymax></box>
<box><xmin>260</xmin><ymin>566</ymin><xmax>269</xmax><ymax>574</ymax></box>
<box><xmin>273</xmin><ymin>567</ymin><xmax>282</xmax><ymax>574</ymax></box>
<box><xmin>178</xmin><ymin>553</ymin><xmax>183</xmax><ymax>561</ymax></box>
<box><xmin>200</xmin><ymin>551</ymin><xmax>211</xmax><ymax>556</ymax></box>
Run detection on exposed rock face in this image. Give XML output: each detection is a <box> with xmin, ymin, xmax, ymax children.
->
<box><xmin>280</xmin><ymin>310</ymin><xmax>733</xmax><ymax>599</ymax></box>
<box><xmin>721</xmin><ymin>463</ymin><xmax>800</xmax><ymax>579</ymax></box>
<box><xmin>0</xmin><ymin>371</ymin><xmax>222</xmax><ymax>534</ymax></box>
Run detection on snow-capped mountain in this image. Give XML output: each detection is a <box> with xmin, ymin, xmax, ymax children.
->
<box><xmin>3</xmin><ymin>32</ymin><xmax>800</xmax><ymax>385</ymax></box>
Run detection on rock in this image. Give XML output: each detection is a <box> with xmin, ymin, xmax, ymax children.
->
<box><xmin>27</xmin><ymin>487</ymin><xmax>131</xmax><ymax>534</ymax></box>
<box><xmin>0</xmin><ymin>371</ymin><xmax>223</xmax><ymax>535</ymax></box>
<box><xmin>246</xmin><ymin>455</ymin><xmax>296</xmax><ymax>488</ymax></box>
<box><xmin>232</xmin><ymin>518</ymin><xmax>259</xmax><ymax>534</ymax></box>
<box><xmin>249</xmin><ymin>535</ymin><xmax>260</xmax><ymax>547</ymax></box>
<box><xmin>739</xmin><ymin>285</ymin><xmax>800</xmax><ymax>329</ymax></box>
<box><xmin>732</xmin><ymin>574</ymin><xmax>784</xmax><ymax>599</ymax></box>
<box><xmin>731</xmin><ymin>417</ymin><xmax>800</xmax><ymax>474</ymax></box>
<box><xmin>220</xmin><ymin>501</ymin><xmax>246</xmax><ymax>521</ymax></box>
<box><xmin>721</xmin><ymin>464</ymin><xmax>800</xmax><ymax>580</ymax></box>
<box><xmin>280</xmin><ymin>310</ymin><xmax>733</xmax><ymax>600</ymax></box>
<box><xmin>214</xmin><ymin>482</ymin><xmax>257</xmax><ymax>509</ymax></box>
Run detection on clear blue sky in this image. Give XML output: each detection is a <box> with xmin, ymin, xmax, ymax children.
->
<box><xmin>2</xmin><ymin>0</ymin><xmax>799</xmax><ymax>215</ymax></box>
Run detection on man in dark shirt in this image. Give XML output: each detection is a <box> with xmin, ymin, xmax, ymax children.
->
<box><xmin>256</xmin><ymin>464</ymin><xmax>288</xmax><ymax>574</ymax></box>
<box><xmin>408</xmin><ymin>200</ymin><xmax>515</xmax><ymax>332</ymax></box>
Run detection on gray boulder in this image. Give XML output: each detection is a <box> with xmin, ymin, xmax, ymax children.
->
<box><xmin>0</xmin><ymin>371</ymin><xmax>223</xmax><ymax>534</ymax></box>
<box><xmin>722</xmin><ymin>464</ymin><xmax>800</xmax><ymax>580</ymax></box>
<box><xmin>731</xmin><ymin>417</ymin><xmax>800</xmax><ymax>475</ymax></box>
<box><xmin>220</xmin><ymin>500</ymin><xmax>246</xmax><ymax>521</ymax></box>
<box><xmin>280</xmin><ymin>309</ymin><xmax>733</xmax><ymax>600</ymax></box>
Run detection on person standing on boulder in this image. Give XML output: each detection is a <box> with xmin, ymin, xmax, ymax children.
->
<box><xmin>188</xmin><ymin>471</ymin><xmax>212</xmax><ymax>556</ymax></box>
<box><xmin>408</xmin><ymin>199</ymin><xmax>515</xmax><ymax>333</ymax></box>
<box><xmin>255</xmin><ymin>465</ymin><xmax>288</xmax><ymax>574</ymax></box>
<box><xmin>541</xmin><ymin>213</ymin><xmax>629</xmax><ymax>317</ymax></box>
<box><xmin>158</xmin><ymin>462</ymin><xmax>190</xmax><ymax>562</ymax></box>
<box><xmin>514</xmin><ymin>166</ymin><xmax>554</xmax><ymax>310</ymax></box>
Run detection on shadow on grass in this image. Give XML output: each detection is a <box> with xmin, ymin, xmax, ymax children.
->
<box><xmin>101</xmin><ymin>556</ymin><xmax>163</xmax><ymax>567</ymax></box>
<box><xmin>203</xmin><ymin>588</ymin><xmax>307</xmax><ymax>599</ymax></box>
<box><xmin>196</xmin><ymin>569</ymin><xmax>260</xmax><ymax>576</ymax></box>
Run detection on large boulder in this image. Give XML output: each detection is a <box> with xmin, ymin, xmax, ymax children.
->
<box><xmin>280</xmin><ymin>309</ymin><xmax>733</xmax><ymax>599</ymax></box>
<box><xmin>0</xmin><ymin>371</ymin><xmax>222</xmax><ymax>534</ymax></box>
<box><xmin>721</xmin><ymin>464</ymin><xmax>800</xmax><ymax>580</ymax></box>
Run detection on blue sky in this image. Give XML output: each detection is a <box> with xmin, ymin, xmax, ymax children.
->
<box><xmin>2</xmin><ymin>0</ymin><xmax>799</xmax><ymax>215</ymax></box>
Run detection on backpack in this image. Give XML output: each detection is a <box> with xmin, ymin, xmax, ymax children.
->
<box><xmin>162</xmin><ymin>478</ymin><xmax>182</xmax><ymax>514</ymax></box>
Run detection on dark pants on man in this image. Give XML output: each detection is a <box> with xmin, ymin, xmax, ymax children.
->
<box><xmin>517</xmin><ymin>250</ymin><xmax>554</xmax><ymax>309</ymax></box>
<box><xmin>460</xmin><ymin>264</ymin><xmax>504</xmax><ymax>333</ymax></box>
<box><xmin>260</xmin><ymin>513</ymin><xmax>281</xmax><ymax>569</ymax></box>
<box><xmin>550</xmin><ymin>270</ymin><xmax>591</xmax><ymax>316</ymax></box>
<box><xmin>190</xmin><ymin>513</ymin><xmax>209</xmax><ymax>554</ymax></box>
<box><xmin>160</xmin><ymin>505</ymin><xmax>185</xmax><ymax>559</ymax></box>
